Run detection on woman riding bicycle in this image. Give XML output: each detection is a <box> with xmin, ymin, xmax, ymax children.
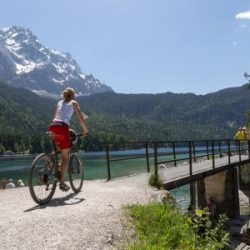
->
<box><xmin>48</xmin><ymin>87</ymin><xmax>89</xmax><ymax>191</ymax></box>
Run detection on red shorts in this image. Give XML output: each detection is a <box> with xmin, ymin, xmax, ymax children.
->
<box><xmin>48</xmin><ymin>124</ymin><xmax>71</xmax><ymax>150</ymax></box>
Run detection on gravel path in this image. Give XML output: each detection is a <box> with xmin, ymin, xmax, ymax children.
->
<box><xmin>0</xmin><ymin>173</ymin><xmax>154</xmax><ymax>250</ymax></box>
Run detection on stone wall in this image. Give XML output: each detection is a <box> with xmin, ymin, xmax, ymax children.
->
<box><xmin>239</xmin><ymin>163</ymin><xmax>250</xmax><ymax>190</ymax></box>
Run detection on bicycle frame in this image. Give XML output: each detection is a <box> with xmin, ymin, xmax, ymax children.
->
<box><xmin>47</xmin><ymin>131</ymin><xmax>83</xmax><ymax>180</ymax></box>
<box><xmin>29</xmin><ymin>130</ymin><xmax>84</xmax><ymax>205</ymax></box>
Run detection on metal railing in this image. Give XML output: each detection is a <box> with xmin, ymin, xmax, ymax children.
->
<box><xmin>103</xmin><ymin>139</ymin><xmax>250</xmax><ymax>180</ymax></box>
<box><xmin>2</xmin><ymin>139</ymin><xmax>248</xmax><ymax>184</ymax></box>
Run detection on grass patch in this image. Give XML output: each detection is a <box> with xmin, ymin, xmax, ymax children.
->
<box><xmin>126</xmin><ymin>203</ymin><xmax>230</xmax><ymax>250</ymax></box>
<box><xmin>148</xmin><ymin>173</ymin><xmax>163</xmax><ymax>189</ymax></box>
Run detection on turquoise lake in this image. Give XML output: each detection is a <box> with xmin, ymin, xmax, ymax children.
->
<box><xmin>0</xmin><ymin>148</ymin><xmax>191</xmax><ymax>210</ymax></box>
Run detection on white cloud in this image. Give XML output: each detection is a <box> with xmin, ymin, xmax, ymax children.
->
<box><xmin>233</xmin><ymin>41</ymin><xmax>237</xmax><ymax>46</ymax></box>
<box><xmin>236</xmin><ymin>11</ymin><xmax>250</xmax><ymax>19</ymax></box>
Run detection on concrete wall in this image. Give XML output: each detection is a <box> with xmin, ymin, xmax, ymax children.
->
<box><xmin>197</xmin><ymin>168</ymin><xmax>240</xmax><ymax>218</ymax></box>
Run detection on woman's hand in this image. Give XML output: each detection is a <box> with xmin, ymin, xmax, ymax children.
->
<box><xmin>83</xmin><ymin>129</ymin><xmax>89</xmax><ymax>137</ymax></box>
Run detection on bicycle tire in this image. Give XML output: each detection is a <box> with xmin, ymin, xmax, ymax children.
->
<box><xmin>29</xmin><ymin>153</ymin><xmax>57</xmax><ymax>205</ymax></box>
<box><xmin>68</xmin><ymin>153</ymin><xmax>84</xmax><ymax>193</ymax></box>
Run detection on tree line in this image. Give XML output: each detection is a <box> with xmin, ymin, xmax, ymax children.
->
<box><xmin>1</xmin><ymin>80</ymin><xmax>250</xmax><ymax>154</ymax></box>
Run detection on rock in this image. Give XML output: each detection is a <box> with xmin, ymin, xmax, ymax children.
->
<box><xmin>243</xmin><ymin>220</ymin><xmax>250</xmax><ymax>244</ymax></box>
<box><xmin>239</xmin><ymin>190</ymin><xmax>250</xmax><ymax>207</ymax></box>
<box><xmin>235</xmin><ymin>242</ymin><xmax>250</xmax><ymax>250</ymax></box>
<box><xmin>159</xmin><ymin>164</ymin><xmax>166</xmax><ymax>169</ymax></box>
<box><xmin>149</xmin><ymin>190</ymin><xmax>176</xmax><ymax>205</ymax></box>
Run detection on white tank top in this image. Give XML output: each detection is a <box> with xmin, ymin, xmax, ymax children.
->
<box><xmin>53</xmin><ymin>100</ymin><xmax>74</xmax><ymax>125</ymax></box>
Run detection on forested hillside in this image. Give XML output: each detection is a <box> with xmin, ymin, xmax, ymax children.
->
<box><xmin>0</xmin><ymin>80</ymin><xmax>55</xmax><ymax>153</ymax></box>
<box><xmin>0</xmin><ymin>80</ymin><xmax>250</xmax><ymax>153</ymax></box>
<box><xmin>79</xmin><ymin>86</ymin><xmax>250</xmax><ymax>142</ymax></box>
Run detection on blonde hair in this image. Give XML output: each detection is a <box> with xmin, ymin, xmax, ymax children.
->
<box><xmin>62</xmin><ymin>87</ymin><xmax>75</xmax><ymax>102</ymax></box>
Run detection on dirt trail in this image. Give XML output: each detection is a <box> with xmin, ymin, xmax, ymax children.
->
<box><xmin>0</xmin><ymin>173</ymin><xmax>154</xmax><ymax>250</ymax></box>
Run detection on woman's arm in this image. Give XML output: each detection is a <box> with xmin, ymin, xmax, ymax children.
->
<box><xmin>72</xmin><ymin>100</ymin><xmax>89</xmax><ymax>136</ymax></box>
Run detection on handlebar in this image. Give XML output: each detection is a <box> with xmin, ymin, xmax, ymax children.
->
<box><xmin>70</xmin><ymin>130</ymin><xmax>89</xmax><ymax>145</ymax></box>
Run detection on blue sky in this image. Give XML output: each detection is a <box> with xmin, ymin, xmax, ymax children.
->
<box><xmin>1</xmin><ymin>0</ymin><xmax>250</xmax><ymax>94</ymax></box>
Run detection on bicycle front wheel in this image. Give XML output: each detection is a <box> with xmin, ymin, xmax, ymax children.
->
<box><xmin>29</xmin><ymin>153</ymin><xmax>57</xmax><ymax>205</ymax></box>
<box><xmin>68</xmin><ymin>153</ymin><xmax>84</xmax><ymax>193</ymax></box>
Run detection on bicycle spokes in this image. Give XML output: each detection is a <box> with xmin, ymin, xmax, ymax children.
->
<box><xmin>68</xmin><ymin>154</ymin><xmax>84</xmax><ymax>193</ymax></box>
<box><xmin>29</xmin><ymin>153</ymin><xmax>57</xmax><ymax>205</ymax></box>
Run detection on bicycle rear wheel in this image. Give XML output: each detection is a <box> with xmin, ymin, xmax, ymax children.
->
<box><xmin>68</xmin><ymin>153</ymin><xmax>84</xmax><ymax>193</ymax></box>
<box><xmin>29</xmin><ymin>153</ymin><xmax>57</xmax><ymax>205</ymax></box>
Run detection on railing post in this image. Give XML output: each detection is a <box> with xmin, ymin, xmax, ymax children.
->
<box><xmin>154</xmin><ymin>143</ymin><xmax>158</xmax><ymax>178</ymax></box>
<box><xmin>248</xmin><ymin>140</ymin><xmax>250</xmax><ymax>159</ymax></box>
<box><xmin>172</xmin><ymin>142</ymin><xmax>177</xmax><ymax>167</ymax></box>
<box><xmin>188</xmin><ymin>141</ymin><xmax>193</xmax><ymax>176</ymax></box>
<box><xmin>228</xmin><ymin>140</ymin><xmax>231</xmax><ymax>164</ymax></box>
<box><xmin>206</xmin><ymin>141</ymin><xmax>209</xmax><ymax>160</ymax></box>
<box><xmin>192</xmin><ymin>141</ymin><xmax>196</xmax><ymax>163</ymax></box>
<box><xmin>219</xmin><ymin>140</ymin><xmax>222</xmax><ymax>158</ymax></box>
<box><xmin>105</xmin><ymin>144</ymin><xmax>111</xmax><ymax>180</ymax></box>
<box><xmin>145</xmin><ymin>143</ymin><xmax>150</xmax><ymax>172</ymax></box>
<box><xmin>212</xmin><ymin>140</ymin><xmax>215</xmax><ymax>169</ymax></box>
<box><xmin>238</xmin><ymin>140</ymin><xmax>241</xmax><ymax>162</ymax></box>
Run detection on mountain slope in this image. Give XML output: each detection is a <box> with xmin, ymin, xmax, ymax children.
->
<box><xmin>78</xmin><ymin>85</ymin><xmax>250</xmax><ymax>140</ymax></box>
<box><xmin>0</xmin><ymin>80</ymin><xmax>56</xmax><ymax>152</ymax></box>
<box><xmin>0</xmin><ymin>81</ymin><xmax>250</xmax><ymax>153</ymax></box>
<box><xmin>0</xmin><ymin>26</ymin><xmax>113</xmax><ymax>97</ymax></box>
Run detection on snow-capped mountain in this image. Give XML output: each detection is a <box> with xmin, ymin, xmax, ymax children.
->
<box><xmin>0</xmin><ymin>26</ymin><xmax>113</xmax><ymax>97</ymax></box>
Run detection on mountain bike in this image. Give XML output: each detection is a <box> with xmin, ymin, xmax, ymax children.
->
<box><xmin>28</xmin><ymin>129</ymin><xmax>84</xmax><ymax>205</ymax></box>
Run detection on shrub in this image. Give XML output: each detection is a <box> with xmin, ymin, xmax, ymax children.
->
<box><xmin>148</xmin><ymin>173</ymin><xmax>163</xmax><ymax>189</ymax></box>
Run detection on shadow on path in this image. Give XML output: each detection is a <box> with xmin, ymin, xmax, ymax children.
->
<box><xmin>24</xmin><ymin>192</ymin><xmax>85</xmax><ymax>212</ymax></box>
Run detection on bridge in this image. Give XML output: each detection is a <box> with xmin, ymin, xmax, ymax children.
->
<box><xmin>152</xmin><ymin>139</ymin><xmax>250</xmax><ymax>218</ymax></box>
<box><xmin>105</xmin><ymin>139</ymin><xmax>250</xmax><ymax>218</ymax></box>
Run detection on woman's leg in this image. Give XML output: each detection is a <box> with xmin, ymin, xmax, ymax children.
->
<box><xmin>60</xmin><ymin>148</ymin><xmax>70</xmax><ymax>183</ymax></box>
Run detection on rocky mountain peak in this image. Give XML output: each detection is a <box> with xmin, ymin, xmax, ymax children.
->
<box><xmin>0</xmin><ymin>25</ymin><xmax>113</xmax><ymax>97</ymax></box>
